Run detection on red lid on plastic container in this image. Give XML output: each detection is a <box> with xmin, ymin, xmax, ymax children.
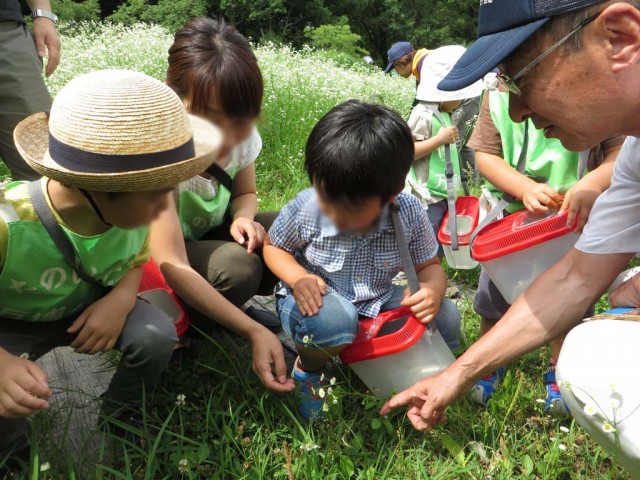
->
<box><xmin>472</xmin><ymin>209</ymin><xmax>575</xmax><ymax>262</ymax></box>
<box><xmin>437</xmin><ymin>196</ymin><xmax>480</xmax><ymax>247</ymax></box>
<box><xmin>139</xmin><ymin>259</ymin><xmax>189</xmax><ymax>336</ymax></box>
<box><xmin>340</xmin><ymin>307</ymin><xmax>426</xmax><ymax>364</ymax></box>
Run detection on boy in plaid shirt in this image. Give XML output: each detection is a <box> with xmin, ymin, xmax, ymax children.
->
<box><xmin>264</xmin><ymin>100</ymin><xmax>461</xmax><ymax>420</ymax></box>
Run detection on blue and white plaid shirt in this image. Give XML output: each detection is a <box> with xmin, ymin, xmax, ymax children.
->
<box><xmin>269</xmin><ymin>189</ymin><xmax>438</xmax><ymax>318</ymax></box>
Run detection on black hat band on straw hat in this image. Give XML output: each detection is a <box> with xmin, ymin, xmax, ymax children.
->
<box><xmin>48</xmin><ymin>133</ymin><xmax>196</xmax><ymax>173</ymax></box>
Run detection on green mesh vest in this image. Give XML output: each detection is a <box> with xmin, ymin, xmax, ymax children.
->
<box><xmin>487</xmin><ymin>90</ymin><xmax>579</xmax><ymax>213</ymax></box>
<box><xmin>409</xmin><ymin>108</ymin><xmax>462</xmax><ymax>200</ymax></box>
<box><xmin>0</xmin><ymin>181</ymin><xmax>148</xmax><ymax>321</ymax></box>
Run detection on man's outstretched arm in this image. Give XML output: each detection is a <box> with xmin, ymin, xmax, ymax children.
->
<box><xmin>381</xmin><ymin>248</ymin><xmax>632</xmax><ymax>430</ymax></box>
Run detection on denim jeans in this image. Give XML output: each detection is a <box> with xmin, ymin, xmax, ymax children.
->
<box><xmin>277</xmin><ymin>284</ymin><xmax>461</xmax><ymax>350</ymax></box>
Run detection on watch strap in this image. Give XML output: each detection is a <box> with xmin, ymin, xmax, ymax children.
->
<box><xmin>31</xmin><ymin>9</ymin><xmax>58</xmax><ymax>24</ymax></box>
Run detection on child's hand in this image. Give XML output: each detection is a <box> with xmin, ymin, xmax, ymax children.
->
<box><xmin>67</xmin><ymin>290</ymin><xmax>133</xmax><ymax>354</ymax></box>
<box><xmin>0</xmin><ymin>350</ymin><xmax>51</xmax><ymax>417</ymax></box>
<box><xmin>559</xmin><ymin>179</ymin><xmax>601</xmax><ymax>233</ymax></box>
<box><xmin>231</xmin><ymin>216</ymin><xmax>266</xmax><ymax>254</ymax></box>
<box><xmin>522</xmin><ymin>183</ymin><xmax>562</xmax><ymax>213</ymax></box>
<box><xmin>436</xmin><ymin>126</ymin><xmax>460</xmax><ymax>145</ymax></box>
<box><xmin>401</xmin><ymin>285</ymin><xmax>441</xmax><ymax>323</ymax></box>
<box><xmin>293</xmin><ymin>275</ymin><xmax>327</xmax><ymax>316</ymax></box>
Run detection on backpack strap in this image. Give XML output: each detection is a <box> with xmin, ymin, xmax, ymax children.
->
<box><xmin>205</xmin><ymin>163</ymin><xmax>233</xmax><ymax>192</ymax></box>
<box><xmin>390</xmin><ymin>201</ymin><xmax>435</xmax><ymax>334</ymax></box>
<box><xmin>424</xmin><ymin>105</ymin><xmax>469</xmax><ymax>251</ymax></box>
<box><xmin>577</xmin><ymin>150</ymin><xmax>590</xmax><ymax>180</ymax></box>
<box><xmin>28</xmin><ymin>180</ymin><xmax>105</xmax><ymax>288</ymax></box>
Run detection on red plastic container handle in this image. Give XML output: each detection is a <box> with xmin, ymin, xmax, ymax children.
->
<box><xmin>340</xmin><ymin>307</ymin><xmax>426</xmax><ymax>364</ymax></box>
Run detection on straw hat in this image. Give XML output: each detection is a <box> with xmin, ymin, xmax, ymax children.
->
<box><xmin>415</xmin><ymin>46</ymin><xmax>485</xmax><ymax>103</ymax></box>
<box><xmin>14</xmin><ymin>69</ymin><xmax>222</xmax><ymax>192</ymax></box>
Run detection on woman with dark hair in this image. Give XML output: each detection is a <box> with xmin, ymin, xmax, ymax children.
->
<box><xmin>151</xmin><ymin>18</ymin><xmax>294</xmax><ymax>392</ymax></box>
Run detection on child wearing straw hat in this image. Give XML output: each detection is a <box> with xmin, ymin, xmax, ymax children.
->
<box><xmin>0</xmin><ymin>69</ymin><xmax>221</xmax><ymax>469</ymax></box>
<box><xmin>405</xmin><ymin>45</ymin><xmax>484</xmax><ymax>257</ymax></box>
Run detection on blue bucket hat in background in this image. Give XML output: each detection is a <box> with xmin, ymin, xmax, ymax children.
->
<box><xmin>439</xmin><ymin>0</ymin><xmax>604</xmax><ymax>91</ymax></box>
<box><xmin>384</xmin><ymin>41</ymin><xmax>415</xmax><ymax>73</ymax></box>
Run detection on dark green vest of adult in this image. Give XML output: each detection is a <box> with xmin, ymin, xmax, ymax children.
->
<box><xmin>0</xmin><ymin>0</ymin><xmax>24</xmax><ymax>24</ymax></box>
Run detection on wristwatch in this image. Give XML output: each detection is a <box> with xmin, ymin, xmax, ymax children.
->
<box><xmin>31</xmin><ymin>9</ymin><xmax>58</xmax><ymax>24</ymax></box>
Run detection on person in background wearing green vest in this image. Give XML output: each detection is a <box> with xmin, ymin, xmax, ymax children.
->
<box><xmin>385</xmin><ymin>41</ymin><xmax>481</xmax><ymax>180</ymax></box>
<box><xmin>0</xmin><ymin>69</ymin><xmax>222</xmax><ymax>472</ymax></box>
<box><xmin>150</xmin><ymin>18</ymin><xmax>296</xmax><ymax>394</ymax></box>
<box><xmin>405</xmin><ymin>45</ymin><xmax>484</xmax><ymax>257</ymax></box>
<box><xmin>468</xmin><ymin>72</ymin><xmax>624</xmax><ymax>414</ymax></box>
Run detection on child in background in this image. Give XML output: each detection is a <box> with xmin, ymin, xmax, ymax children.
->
<box><xmin>0</xmin><ymin>69</ymin><xmax>220</xmax><ymax>471</ymax></box>
<box><xmin>264</xmin><ymin>100</ymin><xmax>461</xmax><ymax>420</ymax></box>
<box><xmin>385</xmin><ymin>41</ymin><xmax>480</xmax><ymax>177</ymax></box>
<box><xmin>468</xmin><ymin>74</ymin><xmax>624</xmax><ymax>415</ymax></box>
<box><xmin>405</xmin><ymin>45</ymin><xmax>484</xmax><ymax>256</ymax></box>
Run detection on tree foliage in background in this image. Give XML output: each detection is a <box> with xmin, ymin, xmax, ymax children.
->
<box><xmin>326</xmin><ymin>0</ymin><xmax>479</xmax><ymax>62</ymax></box>
<box><xmin>305</xmin><ymin>17</ymin><xmax>367</xmax><ymax>60</ymax></box>
<box><xmin>108</xmin><ymin>0</ymin><xmax>207</xmax><ymax>31</ymax></box>
<box><xmin>50</xmin><ymin>0</ymin><xmax>100</xmax><ymax>21</ymax></box>
<box><xmin>43</xmin><ymin>0</ymin><xmax>479</xmax><ymax>66</ymax></box>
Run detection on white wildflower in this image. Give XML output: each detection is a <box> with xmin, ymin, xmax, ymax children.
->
<box><xmin>535</xmin><ymin>398</ymin><xmax>546</xmax><ymax>404</ymax></box>
<box><xmin>175</xmin><ymin>394</ymin><xmax>186</xmax><ymax>406</ymax></box>
<box><xmin>602</xmin><ymin>422</ymin><xmax>616</xmax><ymax>434</ymax></box>
<box><xmin>318</xmin><ymin>388</ymin><xmax>326</xmax><ymax>399</ymax></box>
<box><xmin>300</xmin><ymin>441</ymin><xmax>320</xmax><ymax>451</ymax></box>
<box><xmin>178</xmin><ymin>458</ymin><xmax>188</xmax><ymax>473</ymax></box>
<box><xmin>559</xmin><ymin>426</ymin><xmax>570</xmax><ymax>433</ymax></box>
<box><xmin>558</xmin><ymin>444</ymin><xmax>567</xmax><ymax>452</ymax></box>
<box><xmin>583</xmin><ymin>403</ymin><xmax>598</xmax><ymax>416</ymax></box>
<box><xmin>40</xmin><ymin>462</ymin><xmax>51</xmax><ymax>472</ymax></box>
<box><xmin>330</xmin><ymin>377</ymin><xmax>336</xmax><ymax>386</ymax></box>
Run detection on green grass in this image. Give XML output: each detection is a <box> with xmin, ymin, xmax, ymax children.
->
<box><xmin>1</xmin><ymin>22</ymin><xmax>632</xmax><ymax>479</ymax></box>
<box><xmin>25</xmin><ymin>302</ymin><xmax>629</xmax><ymax>479</ymax></box>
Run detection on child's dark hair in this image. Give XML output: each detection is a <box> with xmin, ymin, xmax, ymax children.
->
<box><xmin>305</xmin><ymin>100</ymin><xmax>414</xmax><ymax>204</ymax></box>
<box><xmin>166</xmin><ymin>17</ymin><xmax>263</xmax><ymax>119</ymax></box>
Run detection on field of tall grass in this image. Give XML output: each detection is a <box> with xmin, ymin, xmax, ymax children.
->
<box><xmin>2</xmin><ymin>22</ymin><xmax>631</xmax><ymax>479</ymax></box>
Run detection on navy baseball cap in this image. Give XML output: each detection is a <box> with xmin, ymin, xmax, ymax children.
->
<box><xmin>439</xmin><ymin>0</ymin><xmax>603</xmax><ymax>91</ymax></box>
<box><xmin>384</xmin><ymin>41</ymin><xmax>414</xmax><ymax>73</ymax></box>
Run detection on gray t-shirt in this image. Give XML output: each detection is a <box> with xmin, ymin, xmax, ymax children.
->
<box><xmin>0</xmin><ymin>0</ymin><xmax>24</xmax><ymax>23</ymax></box>
<box><xmin>576</xmin><ymin>136</ymin><xmax>640</xmax><ymax>254</ymax></box>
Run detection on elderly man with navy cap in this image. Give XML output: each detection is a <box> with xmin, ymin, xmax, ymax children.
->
<box><xmin>381</xmin><ymin>1</ymin><xmax>640</xmax><ymax>476</ymax></box>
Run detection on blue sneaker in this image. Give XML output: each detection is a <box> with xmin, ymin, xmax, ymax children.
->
<box><xmin>292</xmin><ymin>358</ymin><xmax>329</xmax><ymax>421</ymax></box>
<box><xmin>544</xmin><ymin>369</ymin><xmax>570</xmax><ymax>417</ymax></box>
<box><xmin>469</xmin><ymin>368</ymin><xmax>505</xmax><ymax>406</ymax></box>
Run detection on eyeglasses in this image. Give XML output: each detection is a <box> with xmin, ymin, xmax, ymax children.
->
<box><xmin>497</xmin><ymin>10</ymin><xmax>602</xmax><ymax>96</ymax></box>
